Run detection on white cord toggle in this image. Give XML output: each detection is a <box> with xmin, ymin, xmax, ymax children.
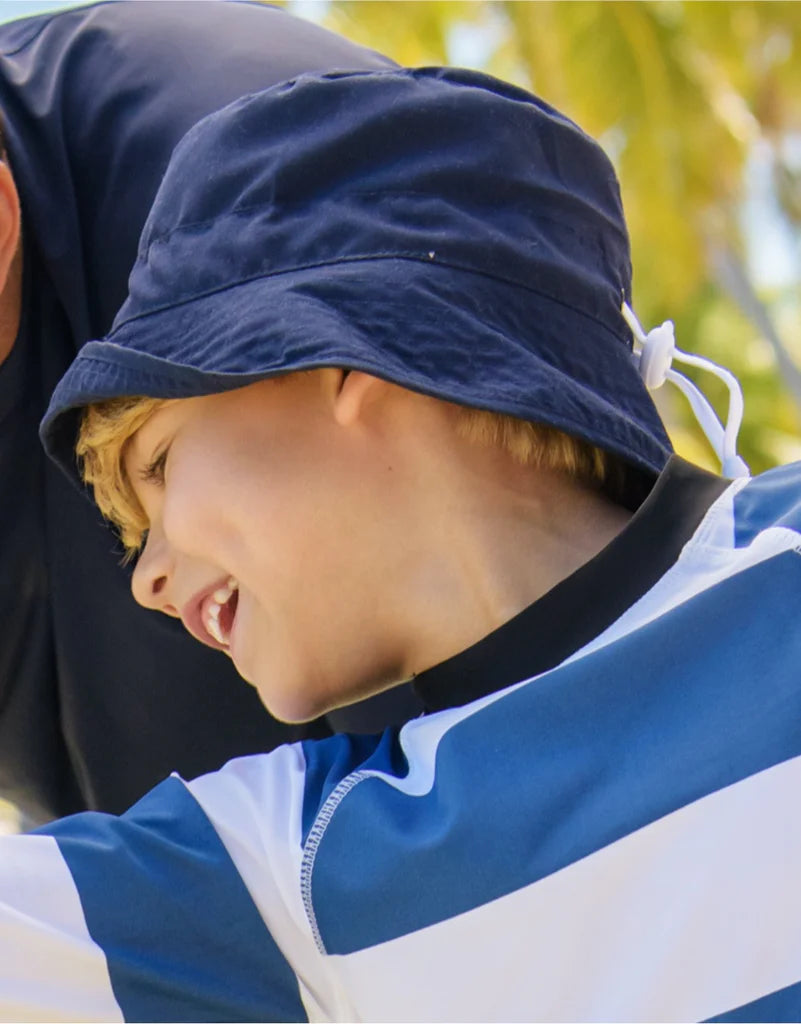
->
<box><xmin>622</xmin><ymin>302</ymin><xmax>750</xmax><ymax>479</ymax></box>
<box><xmin>637</xmin><ymin>319</ymin><xmax>676</xmax><ymax>390</ymax></box>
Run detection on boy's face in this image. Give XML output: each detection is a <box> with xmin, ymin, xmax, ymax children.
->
<box><xmin>126</xmin><ymin>371</ymin><xmax>414</xmax><ymax>722</ymax></box>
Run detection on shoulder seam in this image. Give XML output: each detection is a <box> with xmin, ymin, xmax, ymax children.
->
<box><xmin>300</xmin><ymin>769</ymin><xmax>373</xmax><ymax>954</ymax></box>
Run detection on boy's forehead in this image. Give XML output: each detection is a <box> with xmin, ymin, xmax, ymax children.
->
<box><xmin>125</xmin><ymin>380</ymin><xmax>285</xmax><ymax>459</ymax></box>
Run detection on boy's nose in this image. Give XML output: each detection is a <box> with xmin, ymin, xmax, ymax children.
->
<box><xmin>130</xmin><ymin>528</ymin><xmax>180</xmax><ymax>617</ymax></box>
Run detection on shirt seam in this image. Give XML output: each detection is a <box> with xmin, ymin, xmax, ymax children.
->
<box><xmin>300</xmin><ymin>769</ymin><xmax>374</xmax><ymax>955</ymax></box>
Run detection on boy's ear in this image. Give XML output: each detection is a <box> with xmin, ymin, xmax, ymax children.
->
<box><xmin>332</xmin><ymin>370</ymin><xmax>387</xmax><ymax>426</ymax></box>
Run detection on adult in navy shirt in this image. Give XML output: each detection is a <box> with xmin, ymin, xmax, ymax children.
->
<box><xmin>0</xmin><ymin>1</ymin><xmax>398</xmax><ymax>823</ymax></box>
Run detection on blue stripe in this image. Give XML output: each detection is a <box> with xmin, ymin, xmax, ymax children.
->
<box><xmin>38</xmin><ymin>776</ymin><xmax>307</xmax><ymax>1023</ymax></box>
<box><xmin>311</xmin><ymin>550</ymin><xmax>801</xmax><ymax>954</ymax></box>
<box><xmin>705</xmin><ymin>978</ymin><xmax>801</xmax><ymax>1021</ymax></box>
<box><xmin>734</xmin><ymin>461</ymin><xmax>801</xmax><ymax>547</ymax></box>
<box><xmin>301</xmin><ymin>731</ymin><xmax>395</xmax><ymax>846</ymax></box>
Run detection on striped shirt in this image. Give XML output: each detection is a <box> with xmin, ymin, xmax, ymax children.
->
<box><xmin>1</xmin><ymin>461</ymin><xmax>800</xmax><ymax>1022</ymax></box>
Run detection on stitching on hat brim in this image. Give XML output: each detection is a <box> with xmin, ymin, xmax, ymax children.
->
<box><xmin>111</xmin><ymin>252</ymin><xmax>630</xmax><ymax>348</ymax></box>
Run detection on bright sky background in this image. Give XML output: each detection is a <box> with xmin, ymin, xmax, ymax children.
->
<box><xmin>0</xmin><ymin>0</ymin><xmax>84</xmax><ymax>20</ymax></box>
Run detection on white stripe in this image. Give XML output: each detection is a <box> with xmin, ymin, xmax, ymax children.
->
<box><xmin>0</xmin><ymin>833</ymin><xmax>122</xmax><ymax>1022</ymax></box>
<box><xmin>187</xmin><ymin>750</ymin><xmax>352</xmax><ymax>1022</ymax></box>
<box><xmin>333</xmin><ymin>755</ymin><xmax>801</xmax><ymax>1022</ymax></box>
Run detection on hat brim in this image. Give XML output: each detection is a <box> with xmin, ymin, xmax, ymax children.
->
<box><xmin>42</xmin><ymin>256</ymin><xmax>671</xmax><ymax>486</ymax></box>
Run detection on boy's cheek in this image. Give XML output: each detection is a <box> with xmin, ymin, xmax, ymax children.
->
<box><xmin>227</xmin><ymin>594</ymin><xmax>342</xmax><ymax>723</ymax></box>
<box><xmin>160</xmin><ymin>473</ymin><xmax>232</xmax><ymax>562</ymax></box>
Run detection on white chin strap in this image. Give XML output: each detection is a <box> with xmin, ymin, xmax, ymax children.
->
<box><xmin>622</xmin><ymin>302</ymin><xmax>750</xmax><ymax>480</ymax></box>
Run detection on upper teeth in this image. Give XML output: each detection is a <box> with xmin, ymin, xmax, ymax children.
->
<box><xmin>206</xmin><ymin>577</ymin><xmax>238</xmax><ymax>645</ymax></box>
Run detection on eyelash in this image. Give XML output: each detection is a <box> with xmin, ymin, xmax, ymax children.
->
<box><xmin>139</xmin><ymin>448</ymin><xmax>169</xmax><ymax>486</ymax></box>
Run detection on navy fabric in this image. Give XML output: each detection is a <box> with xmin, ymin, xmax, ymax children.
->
<box><xmin>40</xmin><ymin>776</ymin><xmax>307</xmax><ymax>1023</ymax></box>
<box><xmin>309</xmin><ymin>551</ymin><xmax>801</xmax><ymax>954</ymax></box>
<box><xmin>706</xmin><ymin>979</ymin><xmax>801</xmax><ymax>1022</ymax></box>
<box><xmin>0</xmin><ymin>1</ymin><xmax>394</xmax><ymax>821</ymax></box>
<box><xmin>42</xmin><ymin>67</ymin><xmax>672</xmax><ymax>484</ymax></box>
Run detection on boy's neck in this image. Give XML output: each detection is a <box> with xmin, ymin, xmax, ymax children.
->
<box><xmin>396</xmin><ymin>470</ymin><xmax>632</xmax><ymax>681</ymax></box>
<box><xmin>362</xmin><ymin>393</ymin><xmax>633</xmax><ymax>683</ymax></box>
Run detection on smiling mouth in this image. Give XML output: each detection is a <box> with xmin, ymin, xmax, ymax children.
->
<box><xmin>204</xmin><ymin>577</ymin><xmax>239</xmax><ymax>647</ymax></box>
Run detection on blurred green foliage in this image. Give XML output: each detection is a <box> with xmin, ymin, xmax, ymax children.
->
<box><xmin>287</xmin><ymin>1</ymin><xmax>801</xmax><ymax>472</ymax></box>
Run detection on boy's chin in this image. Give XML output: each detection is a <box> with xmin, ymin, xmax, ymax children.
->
<box><xmin>251</xmin><ymin>677</ymin><xmax>342</xmax><ymax>726</ymax></box>
<box><xmin>227</xmin><ymin>650</ymin><xmax>307</xmax><ymax>721</ymax></box>
<box><xmin>243</xmin><ymin>647</ymin><xmax>407</xmax><ymax>725</ymax></box>
<box><xmin>252</xmin><ymin>673</ymin><xmax>395</xmax><ymax>727</ymax></box>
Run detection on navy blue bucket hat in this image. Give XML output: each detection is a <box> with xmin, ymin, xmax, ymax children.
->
<box><xmin>41</xmin><ymin>66</ymin><xmax>672</xmax><ymax>484</ymax></box>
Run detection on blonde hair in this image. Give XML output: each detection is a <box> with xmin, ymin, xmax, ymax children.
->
<box><xmin>456</xmin><ymin>407</ymin><xmax>620</xmax><ymax>485</ymax></box>
<box><xmin>77</xmin><ymin>392</ymin><xmax>624</xmax><ymax>555</ymax></box>
<box><xmin>77</xmin><ymin>395</ymin><xmax>168</xmax><ymax>554</ymax></box>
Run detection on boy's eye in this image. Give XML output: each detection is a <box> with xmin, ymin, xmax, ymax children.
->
<box><xmin>139</xmin><ymin>448</ymin><xmax>169</xmax><ymax>486</ymax></box>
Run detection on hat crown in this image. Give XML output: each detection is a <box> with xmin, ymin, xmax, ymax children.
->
<box><xmin>116</xmin><ymin>67</ymin><xmax>630</xmax><ymax>333</ymax></box>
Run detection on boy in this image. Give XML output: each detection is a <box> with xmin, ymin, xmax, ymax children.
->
<box><xmin>4</xmin><ymin>68</ymin><xmax>800</xmax><ymax>1021</ymax></box>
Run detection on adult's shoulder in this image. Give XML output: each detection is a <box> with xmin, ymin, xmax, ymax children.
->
<box><xmin>0</xmin><ymin>0</ymin><xmax>395</xmax><ymax>340</ymax></box>
<box><xmin>0</xmin><ymin>2</ymin><xmax>393</xmax><ymax>87</ymax></box>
